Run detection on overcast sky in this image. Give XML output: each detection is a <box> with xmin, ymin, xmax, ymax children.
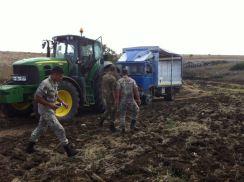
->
<box><xmin>0</xmin><ymin>0</ymin><xmax>244</xmax><ymax>55</ymax></box>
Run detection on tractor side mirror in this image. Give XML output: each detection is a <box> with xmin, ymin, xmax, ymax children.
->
<box><xmin>42</xmin><ymin>42</ymin><xmax>46</xmax><ymax>49</ymax></box>
<box><xmin>42</xmin><ymin>40</ymin><xmax>51</xmax><ymax>57</ymax></box>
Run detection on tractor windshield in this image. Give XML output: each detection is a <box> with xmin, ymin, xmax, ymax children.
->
<box><xmin>54</xmin><ymin>42</ymin><xmax>76</xmax><ymax>61</ymax></box>
<box><xmin>80</xmin><ymin>44</ymin><xmax>93</xmax><ymax>58</ymax></box>
<box><xmin>79</xmin><ymin>41</ymin><xmax>102</xmax><ymax>64</ymax></box>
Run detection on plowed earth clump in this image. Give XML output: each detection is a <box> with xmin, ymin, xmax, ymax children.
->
<box><xmin>0</xmin><ymin>80</ymin><xmax>243</xmax><ymax>181</ymax></box>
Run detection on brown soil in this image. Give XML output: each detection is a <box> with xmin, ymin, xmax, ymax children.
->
<box><xmin>0</xmin><ymin>80</ymin><xmax>243</xmax><ymax>181</ymax></box>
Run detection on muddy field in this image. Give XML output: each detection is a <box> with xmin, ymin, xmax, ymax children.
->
<box><xmin>0</xmin><ymin>79</ymin><xmax>243</xmax><ymax>181</ymax></box>
<box><xmin>0</xmin><ymin>52</ymin><xmax>244</xmax><ymax>181</ymax></box>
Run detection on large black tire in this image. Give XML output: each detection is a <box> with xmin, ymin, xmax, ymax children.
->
<box><xmin>56</xmin><ymin>81</ymin><xmax>80</xmax><ymax>122</ymax></box>
<box><xmin>164</xmin><ymin>87</ymin><xmax>175</xmax><ymax>101</ymax></box>
<box><xmin>93</xmin><ymin>73</ymin><xmax>105</xmax><ymax>113</ymax></box>
<box><xmin>141</xmin><ymin>94</ymin><xmax>153</xmax><ymax>105</ymax></box>
<box><xmin>1</xmin><ymin>102</ymin><xmax>33</xmax><ymax>117</ymax></box>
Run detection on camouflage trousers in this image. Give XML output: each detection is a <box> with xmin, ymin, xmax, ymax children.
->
<box><xmin>30</xmin><ymin>112</ymin><xmax>68</xmax><ymax>145</ymax></box>
<box><xmin>119</xmin><ymin>100</ymin><xmax>139</xmax><ymax>129</ymax></box>
<box><xmin>101</xmin><ymin>99</ymin><xmax>116</xmax><ymax>124</ymax></box>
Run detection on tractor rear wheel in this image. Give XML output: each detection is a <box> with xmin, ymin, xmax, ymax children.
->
<box><xmin>1</xmin><ymin>102</ymin><xmax>32</xmax><ymax>117</ymax></box>
<box><xmin>55</xmin><ymin>81</ymin><xmax>80</xmax><ymax>122</ymax></box>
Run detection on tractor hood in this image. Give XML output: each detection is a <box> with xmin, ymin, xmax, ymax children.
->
<box><xmin>11</xmin><ymin>57</ymin><xmax>69</xmax><ymax>82</ymax></box>
<box><xmin>13</xmin><ymin>57</ymin><xmax>67</xmax><ymax>66</ymax></box>
<box><xmin>0</xmin><ymin>57</ymin><xmax>69</xmax><ymax>104</ymax></box>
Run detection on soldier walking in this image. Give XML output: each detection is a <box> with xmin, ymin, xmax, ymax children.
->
<box><xmin>99</xmin><ymin>65</ymin><xmax>118</xmax><ymax>132</ymax></box>
<box><xmin>116</xmin><ymin>68</ymin><xmax>141</xmax><ymax>133</ymax></box>
<box><xmin>26</xmin><ymin>66</ymin><xmax>78</xmax><ymax>157</ymax></box>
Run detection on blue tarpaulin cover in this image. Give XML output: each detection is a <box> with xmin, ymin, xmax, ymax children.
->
<box><xmin>118</xmin><ymin>46</ymin><xmax>181</xmax><ymax>62</ymax></box>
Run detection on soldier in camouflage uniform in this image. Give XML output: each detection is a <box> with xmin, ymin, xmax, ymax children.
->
<box><xmin>26</xmin><ymin>66</ymin><xmax>78</xmax><ymax>157</ymax></box>
<box><xmin>99</xmin><ymin>65</ymin><xmax>118</xmax><ymax>132</ymax></box>
<box><xmin>116</xmin><ymin>68</ymin><xmax>141</xmax><ymax>133</ymax></box>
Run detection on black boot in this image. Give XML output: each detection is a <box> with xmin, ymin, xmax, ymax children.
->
<box><xmin>130</xmin><ymin>120</ymin><xmax>139</xmax><ymax>131</ymax></box>
<box><xmin>63</xmin><ymin>144</ymin><xmax>78</xmax><ymax>157</ymax></box>
<box><xmin>98</xmin><ymin>117</ymin><xmax>105</xmax><ymax>127</ymax></box>
<box><xmin>120</xmin><ymin>127</ymin><xmax>126</xmax><ymax>135</ymax></box>
<box><xmin>109</xmin><ymin>123</ymin><xmax>117</xmax><ymax>133</ymax></box>
<box><xmin>26</xmin><ymin>141</ymin><xmax>36</xmax><ymax>154</ymax></box>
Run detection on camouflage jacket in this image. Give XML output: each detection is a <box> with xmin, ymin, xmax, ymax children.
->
<box><xmin>35</xmin><ymin>76</ymin><xmax>58</xmax><ymax>114</ymax></box>
<box><xmin>102</xmin><ymin>72</ymin><xmax>117</xmax><ymax>102</ymax></box>
<box><xmin>117</xmin><ymin>75</ymin><xmax>138</xmax><ymax>103</ymax></box>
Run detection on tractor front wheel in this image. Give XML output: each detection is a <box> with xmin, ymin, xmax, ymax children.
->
<box><xmin>1</xmin><ymin>102</ymin><xmax>32</xmax><ymax>117</ymax></box>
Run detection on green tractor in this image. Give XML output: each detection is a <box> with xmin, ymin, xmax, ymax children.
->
<box><xmin>0</xmin><ymin>30</ymin><xmax>110</xmax><ymax>122</ymax></box>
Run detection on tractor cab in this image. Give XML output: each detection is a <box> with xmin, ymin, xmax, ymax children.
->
<box><xmin>50</xmin><ymin>35</ymin><xmax>105</xmax><ymax>111</ymax></box>
<box><xmin>51</xmin><ymin>35</ymin><xmax>103</xmax><ymax>75</ymax></box>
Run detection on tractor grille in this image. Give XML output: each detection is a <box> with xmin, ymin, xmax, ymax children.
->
<box><xmin>13</xmin><ymin>65</ymin><xmax>39</xmax><ymax>84</ymax></box>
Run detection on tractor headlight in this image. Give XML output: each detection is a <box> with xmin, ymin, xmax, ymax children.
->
<box><xmin>12</xmin><ymin>75</ymin><xmax>27</xmax><ymax>82</ymax></box>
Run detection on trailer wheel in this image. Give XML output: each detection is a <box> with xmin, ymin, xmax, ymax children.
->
<box><xmin>164</xmin><ymin>87</ymin><xmax>175</xmax><ymax>101</ymax></box>
<box><xmin>55</xmin><ymin>81</ymin><xmax>80</xmax><ymax>122</ymax></box>
<box><xmin>1</xmin><ymin>102</ymin><xmax>32</xmax><ymax>117</ymax></box>
<box><xmin>142</xmin><ymin>94</ymin><xmax>153</xmax><ymax>105</ymax></box>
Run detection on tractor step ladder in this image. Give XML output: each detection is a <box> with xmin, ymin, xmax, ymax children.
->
<box><xmin>84</xmin><ymin>82</ymin><xmax>95</xmax><ymax>106</ymax></box>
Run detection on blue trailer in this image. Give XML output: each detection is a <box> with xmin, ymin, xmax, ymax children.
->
<box><xmin>116</xmin><ymin>46</ymin><xmax>182</xmax><ymax>104</ymax></box>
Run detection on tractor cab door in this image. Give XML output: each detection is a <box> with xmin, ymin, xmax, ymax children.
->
<box><xmin>79</xmin><ymin>44</ymin><xmax>93</xmax><ymax>73</ymax></box>
<box><xmin>56</xmin><ymin>41</ymin><xmax>78</xmax><ymax>77</ymax></box>
<box><xmin>94</xmin><ymin>36</ymin><xmax>103</xmax><ymax>64</ymax></box>
<box><xmin>53</xmin><ymin>40</ymin><xmax>79</xmax><ymax>77</ymax></box>
<box><xmin>77</xmin><ymin>37</ymin><xmax>103</xmax><ymax>106</ymax></box>
<box><xmin>78</xmin><ymin>38</ymin><xmax>103</xmax><ymax>75</ymax></box>
<box><xmin>65</xmin><ymin>43</ymin><xmax>78</xmax><ymax>76</ymax></box>
<box><xmin>55</xmin><ymin>41</ymin><xmax>77</xmax><ymax>62</ymax></box>
<box><xmin>78</xmin><ymin>41</ymin><xmax>95</xmax><ymax>75</ymax></box>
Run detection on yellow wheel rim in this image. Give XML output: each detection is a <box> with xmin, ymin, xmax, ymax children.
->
<box><xmin>55</xmin><ymin>90</ymin><xmax>73</xmax><ymax>118</ymax></box>
<box><xmin>11</xmin><ymin>102</ymin><xmax>31</xmax><ymax>111</ymax></box>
